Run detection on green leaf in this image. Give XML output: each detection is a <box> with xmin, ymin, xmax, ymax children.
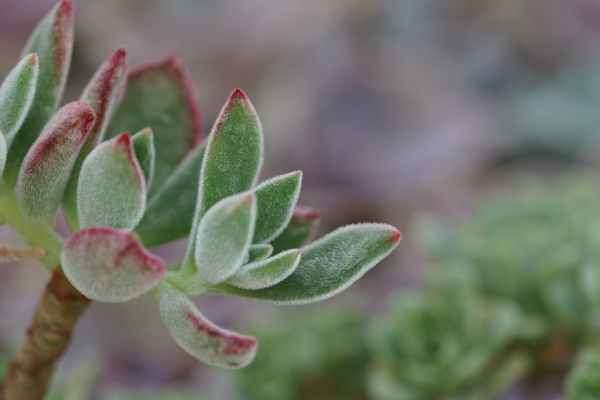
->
<box><xmin>16</xmin><ymin>102</ymin><xmax>95</xmax><ymax>224</ymax></box>
<box><xmin>105</xmin><ymin>54</ymin><xmax>203</xmax><ymax>197</ymax></box>
<box><xmin>195</xmin><ymin>192</ymin><xmax>256</xmax><ymax>285</ymax></box>
<box><xmin>270</xmin><ymin>206</ymin><xmax>321</xmax><ymax>253</ymax></box>
<box><xmin>4</xmin><ymin>0</ymin><xmax>74</xmax><ymax>187</ymax></box>
<box><xmin>216</xmin><ymin>223</ymin><xmax>401</xmax><ymax>304</ymax></box>
<box><xmin>246</xmin><ymin>244</ymin><xmax>273</xmax><ymax>263</ymax></box>
<box><xmin>132</xmin><ymin>127</ymin><xmax>155</xmax><ymax>190</ymax></box>
<box><xmin>0</xmin><ymin>133</ymin><xmax>6</xmax><ymax>179</ymax></box>
<box><xmin>63</xmin><ymin>47</ymin><xmax>129</xmax><ymax>229</ymax></box>
<box><xmin>158</xmin><ymin>284</ymin><xmax>257</xmax><ymax>369</ymax></box>
<box><xmin>0</xmin><ymin>54</ymin><xmax>39</xmax><ymax>147</ymax></box>
<box><xmin>253</xmin><ymin>171</ymin><xmax>302</xmax><ymax>243</ymax></box>
<box><xmin>225</xmin><ymin>249</ymin><xmax>301</xmax><ymax>290</ymax></box>
<box><xmin>77</xmin><ymin>132</ymin><xmax>145</xmax><ymax>230</ymax></box>
<box><xmin>183</xmin><ymin>89</ymin><xmax>262</xmax><ymax>268</ymax></box>
<box><xmin>62</xmin><ymin>227</ymin><xmax>165</xmax><ymax>302</ymax></box>
<box><xmin>135</xmin><ymin>142</ymin><xmax>205</xmax><ymax>247</ymax></box>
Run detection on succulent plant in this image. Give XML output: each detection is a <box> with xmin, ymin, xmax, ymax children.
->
<box><xmin>367</xmin><ymin>281</ymin><xmax>532</xmax><ymax>400</ymax></box>
<box><xmin>232</xmin><ymin>307</ymin><xmax>370</xmax><ymax>400</ymax></box>
<box><xmin>419</xmin><ymin>173</ymin><xmax>600</xmax><ymax>346</ymax></box>
<box><xmin>0</xmin><ymin>1</ymin><xmax>401</xmax><ymax>398</ymax></box>
<box><xmin>563</xmin><ymin>347</ymin><xmax>600</xmax><ymax>400</ymax></box>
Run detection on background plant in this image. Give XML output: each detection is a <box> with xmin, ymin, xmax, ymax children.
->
<box><xmin>0</xmin><ymin>1</ymin><xmax>400</xmax><ymax>399</ymax></box>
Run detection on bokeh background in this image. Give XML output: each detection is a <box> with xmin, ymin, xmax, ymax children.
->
<box><xmin>3</xmin><ymin>0</ymin><xmax>600</xmax><ymax>398</ymax></box>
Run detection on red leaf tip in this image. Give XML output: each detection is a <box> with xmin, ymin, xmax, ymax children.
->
<box><xmin>293</xmin><ymin>206</ymin><xmax>321</xmax><ymax>220</ymax></box>
<box><xmin>58</xmin><ymin>0</ymin><xmax>74</xmax><ymax>14</ymax></box>
<box><xmin>389</xmin><ymin>229</ymin><xmax>402</xmax><ymax>243</ymax></box>
<box><xmin>242</xmin><ymin>192</ymin><xmax>255</xmax><ymax>203</ymax></box>
<box><xmin>26</xmin><ymin>53</ymin><xmax>38</xmax><ymax>65</ymax></box>
<box><xmin>114</xmin><ymin>131</ymin><xmax>132</xmax><ymax>147</ymax></box>
<box><xmin>230</xmin><ymin>88</ymin><xmax>249</xmax><ymax>101</ymax></box>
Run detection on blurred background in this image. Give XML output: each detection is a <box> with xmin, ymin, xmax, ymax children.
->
<box><xmin>3</xmin><ymin>0</ymin><xmax>600</xmax><ymax>398</ymax></box>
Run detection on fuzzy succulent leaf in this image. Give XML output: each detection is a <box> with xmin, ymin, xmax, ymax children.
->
<box><xmin>217</xmin><ymin>223</ymin><xmax>401</xmax><ymax>304</ymax></box>
<box><xmin>16</xmin><ymin>102</ymin><xmax>95</xmax><ymax>224</ymax></box>
<box><xmin>131</xmin><ymin>127</ymin><xmax>155</xmax><ymax>190</ymax></box>
<box><xmin>225</xmin><ymin>249</ymin><xmax>301</xmax><ymax>290</ymax></box>
<box><xmin>77</xmin><ymin>132</ymin><xmax>145</xmax><ymax>230</ymax></box>
<box><xmin>195</xmin><ymin>89</ymin><xmax>263</xmax><ymax>217</ymax></box>
<box><xmin>135</xmin><ymin>143</ymin><xmax>205</xmax><ymax>247</ymax></box>
<box><xmin>158</xmin><ymin>285</ymin><xmax>257</xmax><ymax>369</ymax></box>
<box><xmin>183</xmin><ymin>89</ymin><xmax>262</xmax><ymax>268</ymax></box>
<box><xmin>105</xmin><ymin>54</ymin><xmax>202</xmax><ymax>197</ymax></box>
<box><xmin>5</xmin><ymin>0</ymin><xmax>74</xmax><ymax>187</ymax></box>
<box><xmin>253</xmin><ymin>171</ymin><xmax>302</xmax><ymax>243</ymax></box>
<box><xmin>61</xmin><ymin>227</ymin><xmax>165</xmax><ymax>302</ymax></box>
<box><xmin>194</xmin><ymin>192</ymin><xmax>256</xmax><ymax>285</ymax></box>
<box><xmin>270</xmin><ymin>206</ymin><xmax>321</xmax><ymax>253</ymax></box>
<box><xmin>0</xmin><ymin>133</ymin><xmax>5</xmax><ymax>178</ymax></box>
<box><xmin>246</xmin><ymin>244</ymin><xmax>274</xmax><ymax>263</ymax></box>
<box><xmin>63</xmin><ymin>47</ymin><xmax>129</xmax><ymax>228</ymax></box>
<box><xmin>0</xmin><ymin>54</ymin><xmax>39</xmax><ymax>147</ymax></box>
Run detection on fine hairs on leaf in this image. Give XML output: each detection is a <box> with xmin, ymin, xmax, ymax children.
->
<box><xmin>158</xmin><ymin>285</ymin><xmax>258</xmax><ymax>369</ymax></box>
<box><xmin>62</xmin><ymin>227</ymin><xmax>165</xmax><ymax>302</ymax></box>
<box><xmin>77</xmin><ymin>132</ymin><xmax>146</xmax><ymax>230</ymax></box>
<box><xmin>17</xmin><ymin>102</ymin><xmax>96</xmax><ymax>224</ymax></box>
<box><xmin>4</xmin><ymin>0</ymin><xmax>74</xmax><ymax>187</ymax></box>
<box><xmin>195</xmin><ymin>191</ymin><xmax>257</xmax><ymax>285</ymax></box>
<box><xmin>0</xmin><ymin>53</ymin><xmax>39</xmax><ymax>146</ymax></box>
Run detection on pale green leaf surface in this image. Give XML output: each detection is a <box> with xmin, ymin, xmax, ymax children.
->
<box><xmin>63</xmin><ymin>48</ymin><xmax>129</xmax><ymax>229</ymax></box>
<box><xmin>253</xmin><ymin>171</ymin><xmax>302</xmax><ymax>243</ymax></box>
<box><xmin>217</xmin><ymin>223</ymin><xmax>401</xmax><ymax>304</ymax></box>
<box><xmin>77</xmin><ymin>132</ymin><xmax>145</xmax><ymax>230</ymax></box>
<box><xmin>105</xmin><ymin>54</ymin><xmax>202</xmax><ymax>197</ymax></box>
<box><xmin>16</xmin><ymin>102</ymin><xmax>95</xmax><ymax>224</ymax></box>
<box><xmin>62</xmin><ymin>227</ymin><xmax>165</xmax><ymax>302</ymax></box>
<box><xmin>194</xmin><ymin>192</ymin><xmax>256</xmax><ymax>285</ymax></box>
<box><xmin>5</xmin><ymin>0</ymin><xmax>74</xmax><ymax>187</ymax></box>
<box><xmin>0</xmin><ymin>133</ymin><xmax>5</xmax><ymax>178</ymax></box>
<box><xmin>270</xmin><ymin>206</ymin><xmax>321</xmax><ymax>253</ymax></box>
<box><xmin>183</xmin><ymin>89</ymin><xmax>262</xmax><ymax>267</ymax></box>
<box><xmin>225</xmin><ymin>249</ymin><xmax>301</xmax><ymax>290</ymax></box>
<box><xmin>132</xmin><ymin>127</ymin><xmax>155</xmax><ymax>190</ymax></box>
<box><xmin>0</xmin><ymin>54</ymin><xmax>38</xmax><ymax>147</ymax></box>
<box><xmin>158</xmin><ymin>285</ymin><xmax>257</xmax><ymax>369</ymax></box>
<box><xmin>135</xmin><ymin>142</ymin><xmax>205</xmax><ymax>247</ymax></box>
<box><xmin>246</xmin><ymin>244</ymin><xmax>273</xmax><ymax>264</ymax></box>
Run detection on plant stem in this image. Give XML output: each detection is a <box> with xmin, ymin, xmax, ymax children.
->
<box><xmin>0</xmin><ymin>267</ymin><xmax>90</xmax><ymax>400</ymax></box>
<box><xmin>0</xmin><ymin>189</ymin><xmax>63</xmax><ymax>268</ymax></box>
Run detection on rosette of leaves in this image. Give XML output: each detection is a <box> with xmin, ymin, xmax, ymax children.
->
<box><xmin>419</xmin><ymin>173</ymin><xmax>600</xmax><ymax>359</ymax></box>
<box><xmin>368</xmin><ymin>282</ymin><xmax>531</xmax><ymax>400</ymax></box>
<box><xmin>232</xmin><ymin>308</ymin><xmax>369</xmax><ymax>400</ymax></box>
<box><xmin>563</xmin><ymin>347</ymin><xmax>600</xmax><ymax>400</ymax></box>
<box><xmin>0</xmin><ymin>0</ymin><xmax>401</xmax><ymax>374</ymax></box>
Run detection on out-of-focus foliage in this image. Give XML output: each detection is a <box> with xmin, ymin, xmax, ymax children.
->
<box><xmin>232</xmin><ymin>308</ymin><xmax>370</xmax><ymax>400</ymax></box>
<box><xmin>564</xmin><ymin>347</ymin><xmax>600</xmax><ymax>400</ymax></box>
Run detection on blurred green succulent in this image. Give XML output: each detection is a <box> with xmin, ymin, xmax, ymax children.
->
<box><xmin>563</xmin><ymin>347</ymin><xmax>600</xmax><ymax>400</ymax></box>
<box><xmin>367</xmin><ymin>280</ymin><xmax>531</xmax><ymax>400</ymax></box>
<box><xmin>420</xmin><ymin>172</ymin><xmax>600</xmax><ymax>343</ymax></box>
<box><xmin>232</xmin><ymin>307</ymin><xmax>369</xmax><ymax>400</ymax></box>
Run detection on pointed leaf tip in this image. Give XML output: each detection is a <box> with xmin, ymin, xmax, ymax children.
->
<box><xmin>62</xmin><ymin>227</ymin><xmax>165</xmax><ymax>302</ymax></box>
<box><xmin>78</xmin><ymin>132</ymin><xmax>146</xmax><ymax>230</ymax></box>
<box><xmin>159</xmin><ymin>286</ymin><xmax>257</xmax><ymax>368</ymax></box>
<box><xmin>17</xmin><ymin>102</ymin><xmax>95</xmax><ymax>223</ymax></box>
